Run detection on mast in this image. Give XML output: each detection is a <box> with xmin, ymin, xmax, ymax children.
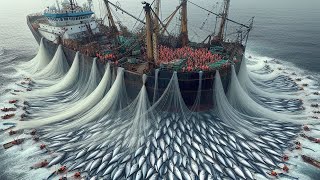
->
<box><xmin>153</xmin><ymin>0</ymin><xmax>160</xmax><ymax>64</ymax></box>
<box><xmin>143</xmin><ymin>2</ymin><xmax>154</xmax><ymax>63</ymax></box>
<box><xmin>180</xmin><ymin>0</ymin><xmax>188</xmax><ymax>46</ymax></box>
<box><xmin>69</xmin><ymin>0</ymin><xmax>75</xmax><ymax>10</ymax></box>
<box><xmin>217</xmin><ymin>0</ymin><xmax>230</xmax><ymax>41</ymax></box>
<box><xmin>154</xmin><ymin>0</ymin><xmax>161</xmax><ymax>22</ymax></box>
<box><xmin>103</xmin><ymin>0</ymin><xmax>118</xmax><ymax>35</ymax></box>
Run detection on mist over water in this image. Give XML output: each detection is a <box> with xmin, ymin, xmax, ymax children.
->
<box><xmin>0</xmin><ymin>0</ymin><xmax>320</xmax><ymax>180</ymax></box>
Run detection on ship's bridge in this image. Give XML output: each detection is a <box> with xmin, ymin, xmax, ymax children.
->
<box><xmin>38</xmin><ymin>4</ymin><xmax>99</xmax><ymax>43</ymax></box>
<box><xmin>44</xmin><ymin>9</ymin><xmax>94</xmax><ymax>27</ymax></box>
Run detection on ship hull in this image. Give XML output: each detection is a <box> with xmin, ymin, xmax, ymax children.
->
<box><xmin>27</xmin><ymin>15</ymin><xmax>242</xmax><ymax>110</ymax></box>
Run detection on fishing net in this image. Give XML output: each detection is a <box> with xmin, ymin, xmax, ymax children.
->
<box><xmin>17</xmin><ymin>38</ymin><xmax>51</xmax><ymax>74</ymax></box>
<box><xmin>213</xmin><ymin>70</ymin><xmax>267</xmax><ymax>136</ymax></box>
<box><xmin>227</xmin><ymin>65</ymin><xmax>312</xmax><ymax>124</ymax></box>
<box><xmin>14</xmin><ymin>63</ymin><xmax>112</xmax><ymax>130</ymax></box>
<box><xmin>26</xmin><ymin>57</ymin><xmax>101</xmax><ymax>118</ymax></box>
<box><xmin>31</xmin><ymin>45</ymin><xmax>70</xmax><ymax>85</ymax></box>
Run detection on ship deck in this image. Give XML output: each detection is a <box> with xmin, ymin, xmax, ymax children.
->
<box><xmin>27</xmin><ymin>14</ymin><xmax>243</xmax><ymax>110</ymax></box>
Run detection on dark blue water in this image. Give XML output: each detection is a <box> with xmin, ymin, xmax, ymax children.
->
<box><xmin>236</xmin><ymin>7</ymin><xmax>320</xmax><ymax>72</ymax></box>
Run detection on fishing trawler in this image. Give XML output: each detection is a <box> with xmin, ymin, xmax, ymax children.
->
<box><xmin>27</xmin><ymin>0</ymin><xmax>253</xmax><ymax>109</ymax></box>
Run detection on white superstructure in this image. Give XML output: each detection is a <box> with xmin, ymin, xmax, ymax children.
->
<box><xmin>38</xmin><ymin>0</ymin><xmax>99</xmax><ymax>43</ymax></box>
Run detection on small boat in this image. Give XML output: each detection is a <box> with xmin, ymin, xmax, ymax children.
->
<box><xmin>3</xmin><ymin>138</ymin><xmax>25</xmax><ymax>149</ymax></box>
<box><xmin>300</xmin><ymin>134</ymin><xmax>320</xmax><ymax>143</ymax></box>
<box><xmin>301</xmin><ymin>155</ymin><xmax>320</xmax><ymax>169</ymax></box>
<box><xmin>47</xmin><ymin>166</ymin><xmax>68</xmax><ymax>179</ymax></box>
<box><xmin>30</xmin><ymin>159</ymin><xmax>48</xmax><ymax>169</ymax></box>
<box><xmin>8</xmin><ymin>129</ymin><xmax>24</xmax><ymax>136</ymax></box>
<box><xmin>1</xmin><ymin>114</ymin><xmax>15</xmax><ymax>119</ymax></box>
<box><xmin>20</xmin><ymin>113</ymin><xmax>27</xmax><ymax>118</ymax></box>
<box><xmin>2</xmin><ymin>122</ymin><xmax>16</xmax><ymax>126</ymax></box>
<box><xmin>23</xmin><ymin>101</ymin><xmax>29</xmax><ymax>106</ymax></box>
<box><xmin>1</xmin><ymin>107</ymin><xmax>16</xmax><ymax>112</ymax></box>
<box><xmin>9</xmin><ymin>100</ymin><xmax>18</xmax><ymax>104</ymax></box>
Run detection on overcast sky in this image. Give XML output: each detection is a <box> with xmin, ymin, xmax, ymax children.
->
<box><xmin>231</xmin><ymin>0</ymin><xmax>320</xmax><ymax>9</ymax></box>
<box><xmin>33</xmin><ymin>0</ymin><xmax>320</xmax><ymax>10</ymax></box>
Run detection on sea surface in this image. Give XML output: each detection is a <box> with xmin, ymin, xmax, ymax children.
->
<box><xmin>0</xmin><ymin>0</ymin><xmax>320</xmax><ymax>179</ymax></box>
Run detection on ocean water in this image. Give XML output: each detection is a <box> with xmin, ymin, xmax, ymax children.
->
<box><xmin>0</xmin><ymin>0</ymin><xmax>320</xmax><ymax>179</ymax></box>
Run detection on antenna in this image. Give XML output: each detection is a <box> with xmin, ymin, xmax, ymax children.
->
<box><xmin>69</xmin><ymin>0</ymin><xmax>75</xmax><ymax>10</ymax></box>
<box><xmin>56</xmin><ymin>0</ymin><xmax>61</xmax><ymax>11</ymax></box>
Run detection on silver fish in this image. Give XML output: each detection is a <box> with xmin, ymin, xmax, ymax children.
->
<box><xmin>141</xmin><ymin>161</ymin><xmax>147</xmax><ymax>178</ymax></box>
<box><xmin>213</xmin><ymin>163</ymin><xmax>223</xmax><ymax>174</ymax></box>
<box><xmin>101</xmin><ymin>152</ymin><xmax>112</xmax><ymax>164</ymax></box>
<box><xmin>233</xmin><ymin>164</ymin><xmax>246</xmax><ymax>179</ymax></box>
<box><xmin>72</xmin><ymin>161</ymin><xmax>86</xmax><ymax>170</ymax></box>
<box><xmin>226</xmin><ymin>168</ymin><xmax>237</xmax><ymax>180</ymax></box>
<box><xmin>135</xmin><ymin>170</ymin><xmax>142</xmax><ymax>180</ymax></box>
<box><xmin>138</xmin><ymin>155</ymin><xmax>146</xmax><ymax>167</ymax></box>
<box><xmin>129</xmin><ymin>163</ymin><xmax>139</xmax><ymax>177</ymax></box>
<box><xmin>168</xmin><ymin>169</ymin><xmax>174</xmax><ymax>180</ymax></box>
<box><xmin>125</xmin><ymin>161</ymin><xmax>131</xmax><ymax>178</ymax></box>
<box><xmin>244</xmin><ymin>166</ymin><xmax>254</xmax><ymax>179</ymax></box>
<box><xmin>48</xmin><ymin>153</ymin><xmax>66</xmax><ymax>167</ymax></box>
<box><xmin>173</xmin><ymin>166</ymin><xmax>183</xmax><ymax>180</ymax></box>
<box><xmin>173</xmin><ymin>143</ymin><xmax>181</xmax><ymax>153</ymax></box>
<box><xmin>121</xmin><ymin>154</ymin><xmax>132</xmax><ymax>164</ymax></box>
<box><xmin>87</xmin><ymin>144</ymin><xmax>99</xmax><ymax>152</ymax></box>
<box><xmin>190</xmin><ymin>159</ymin><xmax>199</xmax><ymax>176</ymax></box>
<box><xmin>156</xmin><ymin>157</ymin><xmax>163</xmax><ymax>171</ymax></box>
<box><xmin>112</xmin><ymin>146</ymin><xmax>121</xmax><ymax>157</ymax></box>
<box><xmin>134</xmin><ymin>146</ymin><xmax>144</xmax><ymax>158</ymax></box>
<box><xmin>145</xmin><ymin>168</ymin><xmax>154</xmax><ymax>179</ymax></box>
<box><xmin>84</xmin><ymin>160</ymin><xmax>94</xmax><ymax>172</ymax></box>
<box><xmin>113</xmin><ymin>167</ymin><xmax>125</xmax><ymax>180</ymax></box>
<box><xmin>149</xmin><ymin>152</ymin><xmax>156</xmax><ymax>167</ymax></box>
<box><xmin>103</xmin><ymin>164</ymin><xmax>116</xmax><ymax>176</ymax></box>
<box><xmin>199</xmin><ymin>170</ymin><xmax>207</xmax><ymax>180</ymax></box>
<box><xmin>86</xmin><ymin>150</ymin><xmax>100</xmax><ymax>160</ymax></box>
<box><xmin>96</xmin><ymin>161</ymin><xmax>108</xmax><ymax>174</ymax></box>
<box><xmin>109</xmin><ymin>153</ymin><xmax>124</xmax><ymax>165</ymax></box>
<box><xmin>95</xmin><ymin>150</ymin><xmax>106</xmax><ymax>159</ymax></box>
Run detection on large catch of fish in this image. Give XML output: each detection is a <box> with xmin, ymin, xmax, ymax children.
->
<box><xmin>0</xmin><ymin>38</ymin><xmax>319</xmax><ymax>180</ymax></box>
